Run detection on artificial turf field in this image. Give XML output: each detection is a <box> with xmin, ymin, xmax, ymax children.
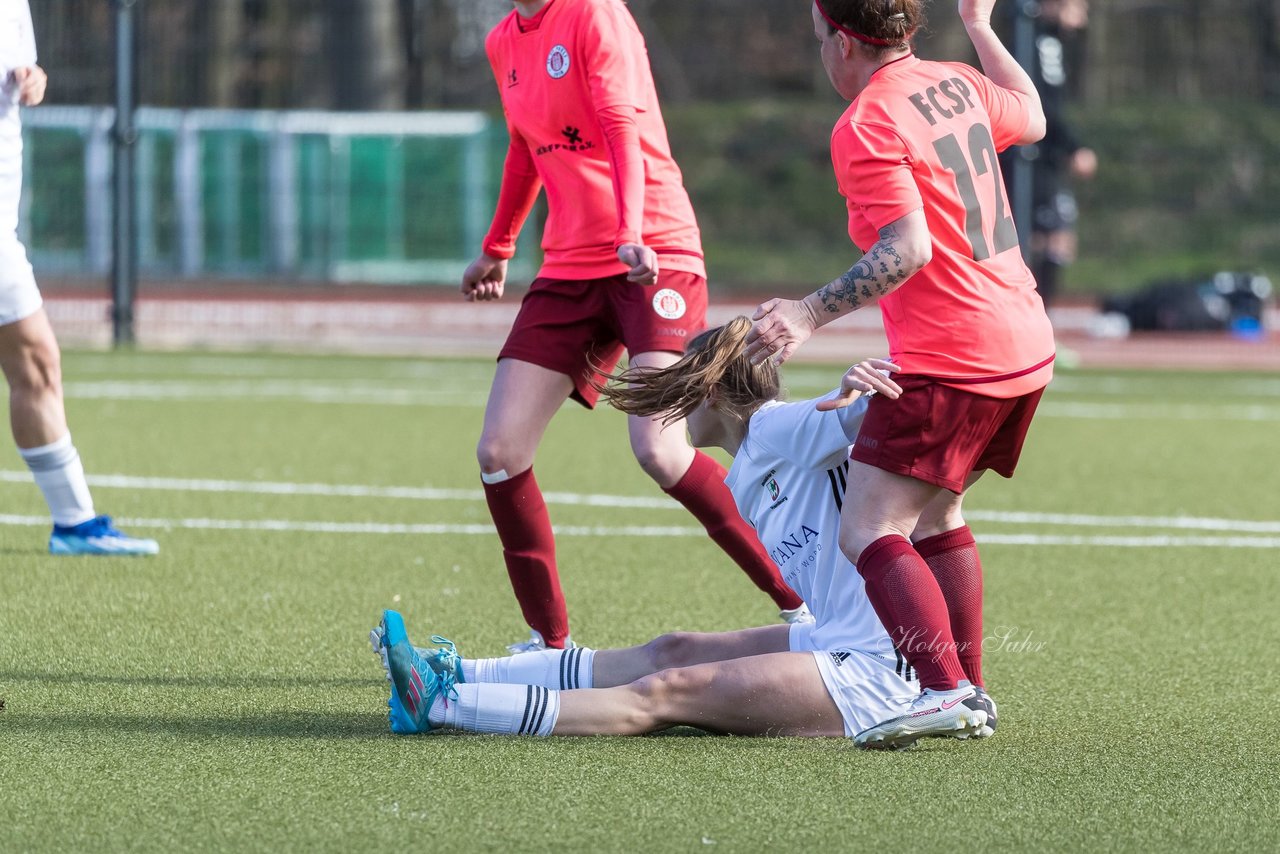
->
<box><xmin>1</xmin><ymin>350</ymin><xmax>1278</xmax><ymax>852</ymax></box>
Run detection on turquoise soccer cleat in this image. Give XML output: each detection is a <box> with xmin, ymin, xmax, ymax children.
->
<box><xmin>377</xmin><ymin>610</ymin><xmax>459</xmax><ymax>734</ymax></box>
<box><xmin>49</xmin><ymin>515</ymin><xmax>159</xmax><ymax>556</ymax></box>
<box><xmin>369</xmin><ymin>620</ymin><xmax>465</xmax><ymax>734</ymax></box>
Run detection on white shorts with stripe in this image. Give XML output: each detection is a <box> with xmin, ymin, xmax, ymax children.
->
<box><xmin>789</xmin><ymin>621</ymin><xmax>919</xmax><ymax>737</ymax></box>
<box><xmin>0</xmin><ymin>234</ymin><xmax>40</xmax><ymax>327</ymax></box>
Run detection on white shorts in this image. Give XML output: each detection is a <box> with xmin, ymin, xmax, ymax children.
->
<box><xmin>0</xmin><ymin>234</ymin><xmax>41</xmax><ymax>327</ymax></box>
<box><xmin>790</xmin><ymin>621</ymin><xmax>919</xmax><ymax>737</ymax></box>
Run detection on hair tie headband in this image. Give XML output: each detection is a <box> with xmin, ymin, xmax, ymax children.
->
<box><xmin>814</xmin><ymin>0</ymin><xmax>912</xmax><ymax>47</ymax></box>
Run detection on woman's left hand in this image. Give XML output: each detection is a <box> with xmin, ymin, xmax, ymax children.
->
<box><xmin>816</xmin><ymin>358</ymin><xmax>903</xmax><ymax>410</ymax></box>
<box><xmin>745</xmin><ymin>298</ymin><xmax>819</xmax><ymax>366</ymax></box>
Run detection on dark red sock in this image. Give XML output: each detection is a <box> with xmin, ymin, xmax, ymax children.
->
<box><xmin>916</xmin><ymin>526</ymin><xmax>984</xmax><ymax>688</ymax></box>
<box><xmin>664</xmin><ymin>451</ymin><xmax>804</xmax><ymax>612</ymax></box>
<box><xmin>482</xmin><ymin>467</ymin><xmax>570</xmax><ymax>648</ymax></box>
<box><xmin>856</xmin><ymin>534</ymin><xmax>967</xmax><ymax>691</ymax></box>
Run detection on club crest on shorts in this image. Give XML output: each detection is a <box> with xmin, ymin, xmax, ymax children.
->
<box><xmin>546</xmin><ymin>45</ymin><xmax>570</xmax><ymax>79</ymax></box>
<box><xmin>651</xmin><ymin>288</ymin><xmax>686</xmax><ymax>320</ymax></box>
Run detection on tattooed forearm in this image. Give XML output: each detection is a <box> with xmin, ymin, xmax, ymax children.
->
<box><xmin>820</xmin><ymin>259</ymin><xmax>873</xmax><ymax>313</ymax></box>
<box><xmin>817</xmin><ymin>223</ymin><xmax>913</xmax><ymax>314</ymax></box>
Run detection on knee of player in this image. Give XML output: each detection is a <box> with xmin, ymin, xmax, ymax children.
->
<box><xmin>629</xmin><ymin>440</ymin><xmax>689</xmax><ymax>485</ymax></box>
<box><xmin>628</xmin><ymin>440</ymin><xmax>665</xmax><ymax>478</ymax></box>
<box><xmin>915</xmin><ymin>509</ymin><xmax>965</xmax><ymax>540</ymax></box>
<box><xmin>628</xmin><ymin>667</ymin><xmax>693</xmax><ymax>717</ymax></box>
<box><xmin>836</xmin><ymin>526</ymin><xmax>865</xmax><ymax>564</ymax></box>
<box><xmin>641</xmin><ymin>632</ymin><xmax>700</xmax><ymax>671</ymax></box>
<box><xmin>8</xmin><ymin>340</ymin><xmax>62</xmax><ymax>396</ymax></box>
<box><xmin>475</xmin><ymin>432</ymin><xmax>522</xmax><ymax>474</ymax></box>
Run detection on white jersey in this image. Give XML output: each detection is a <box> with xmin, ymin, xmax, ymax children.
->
<box><xmin>0</xmin><ymin>0</ymin><xmax>35</xmax><ymax>229</ymax></box>
<box><xmin>0</xmin><ymin>0</ymin><xmax>38</xmax><ymax>319</ymax></box>
<box><xmin>724</xmin><ymin>391</ymin><xmax>896</xmax><ymax>658</ymax></box>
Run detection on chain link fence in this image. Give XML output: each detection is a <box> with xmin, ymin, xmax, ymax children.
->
<box><xmin>31</xmin><ymin>1</ymin><xmax>1280</xmax><ymax>110</ymax></box>
<box><xmin>21</xmin><ymin>0</ymin><xmax>1280</xmax><ymax>293</ymax></box>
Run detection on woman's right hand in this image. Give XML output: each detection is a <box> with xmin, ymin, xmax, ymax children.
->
<box><xmin>617</xmin><ymin>243</ymin><xmax>659</xmax><ymax>285</ymax></box>
<box><xmin>12</xmin><ymin>65</ymin><xmax>47</xmax><ymax>106</ymax></box>
<box><xmin>461</xmin><ymin>254</ymin><xmax>508</xmax><ymax>302</ymax></box>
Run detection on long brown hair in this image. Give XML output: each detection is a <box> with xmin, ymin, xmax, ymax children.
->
<box><xmin>596</xmin><ymin>317</ymin><xmax>780</xmax><ymax>425</ymax></box>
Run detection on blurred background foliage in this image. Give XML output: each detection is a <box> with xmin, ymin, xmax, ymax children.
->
<box><xmin>29</xmin><ymin>0</ymin><xmax>1280</xmax><ymax>294</ymax></box>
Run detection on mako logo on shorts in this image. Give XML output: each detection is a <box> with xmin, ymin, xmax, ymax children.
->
<box><xmin>651</xmin><ymin>288</ymin><xmax>686</xmax><ymax>320</ymax></box>
<box><xmin>546</xmin><ymin>45</ymin><xmax>570</xmax><ymax>79</ymax></box>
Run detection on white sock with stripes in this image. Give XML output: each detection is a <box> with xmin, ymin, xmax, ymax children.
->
<box><xmin>463</xmin><ymin>647</ymin><xmax>594</xmax><ymax>690</ymax></box>
<box><xmin>429</xmin><ymin>682</ymin><xmax>560</xmax><ymax>736</ymax></box>
<box><xmin>19</xmin><ymin>433</ymin><xmax>96</xmax><ymax>527</ymax></box>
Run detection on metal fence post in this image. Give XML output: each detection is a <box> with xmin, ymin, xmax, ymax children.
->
<box><xmin>268</xmin><ymin>120</ymin><xmax>298</xmax><ymax>274</ymax></box>
<box><xmin>111</xmin><ymin>0</ymin><xmax>139</xmax><ymax>346</ymax></box>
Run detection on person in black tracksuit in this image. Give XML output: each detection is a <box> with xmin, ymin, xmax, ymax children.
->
<box><xmin>1001</xmin><ymin>0</ymin><xmax>1096</xmax><ymax>309</ymax></box>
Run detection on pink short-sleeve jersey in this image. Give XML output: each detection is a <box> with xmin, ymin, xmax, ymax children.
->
<box><xmin>485</xmin><ymin>0</ymin><xmax>704</xmax><ymax>280</ymax></box>
<box><xmin>832</xmin><ymin>55</ymin><xmax>1055</xmax><ymax>398</ymax></box>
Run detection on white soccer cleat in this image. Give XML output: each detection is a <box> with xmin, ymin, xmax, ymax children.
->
<box><xmin>956</xmin><ymin>686</ymin><xmax>998</xmax><ymax>740</ymax></box>
<box><xmin>506</xmin><ymin>628</ymin><xmax>574</xmax><ymax>655</ymax></box>
<box><xmin>779</xmin><ymin>603</ymin><xmax>816</xmax><ymax>624</ymax></box>
<box><xmin>854</xmin><ymin>685</ymin><xmax>987</xmax><ymax>750</ymax></box>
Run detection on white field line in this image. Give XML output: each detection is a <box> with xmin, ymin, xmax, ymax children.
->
<box><xmin>55</xmin><ymin>380</ymin><xmax>1280</xmax><ymax>421</ymax></box>
<box><xmin>61</xmin><ymin>380</ymin><xmax>490</xmax><ymax>408</ymax></box>
<box><xmin>1</xmin><ymin>512</ymin><xmax>1278</xmax><ymax>548</ymax></box>
<box><xmin>0</xmin><ymin>513</ymin><xmax>697</xmax><ymax>538</ymax></box>
<box><xmin>962</xmin><ymin>509</ymin><xmax>1280</xmax><ymax>535</ymax></box>
<box><xmin>1038</xmin><ymin>400</ymin><xmax>1280</xmax><ymax>421</ymax></box>
<box><xmin>1044</xmin><ymin>375</ymin><xmax>1280</xmax><ymax>398</ymax></box>
<box><xmin>3</xmin><ymin>470</ymin><xmax>1279</xmax><ymax>535</ymax></box>
<box><xmin>0</xmin><ymin>471</ymin><xmax>677</xmax><ymax>509</ymax></box>
<box><xmin>62</xmin><ymin>358</ymin><xmax>1280</xmax><ymax>398</ymax></box>
<box><xmin>63</xmin><ymin>355</ymin><xmax>498</xmax><ymax>381</ymax></box>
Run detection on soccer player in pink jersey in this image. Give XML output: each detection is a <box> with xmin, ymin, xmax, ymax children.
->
<box><xmin>744</xmin><ymin>0</ymin><xmax>1052</xmax><ymax>748</ymax></box>
<box><xmin>460</xmin><ymin>0</ymin><xmax>806</xmax><ymax>653</ymax></box>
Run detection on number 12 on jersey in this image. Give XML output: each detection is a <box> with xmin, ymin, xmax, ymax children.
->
<box><xmin>933</xmin><ymin>123</ymin><xmax>1020</xmax><ymax>262</ymax></box>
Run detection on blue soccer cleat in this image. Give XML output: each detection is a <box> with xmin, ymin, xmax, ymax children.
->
<box><xmin>49</xmin><ymin>515</ymin><xmax>159</xmax><ymax>556</ymax></box>
<box><xmin>369</xmin><ymin>621</ymin><xmax>464</xmax><ymax>734</ymax></box>
<box><xmin>377</xmin><ymin>610</ymin><xmax>459</xmax><ymax>734</ymax></box>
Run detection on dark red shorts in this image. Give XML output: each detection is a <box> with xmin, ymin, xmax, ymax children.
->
<box><xmin>499</xmin><ymin>271</ymin><xmax>708</xmax><ymax>408</ymax></box>
<box><xmin>850</xmin><ymin>375</ymin><xmax>1046</xmax><ymax>493</ymax></box>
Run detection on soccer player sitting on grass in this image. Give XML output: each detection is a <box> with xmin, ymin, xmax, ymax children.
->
<box><xmin>371</xmin><ymin>319</ymin><xmax>991</xmax><ymax>748</ymax></box>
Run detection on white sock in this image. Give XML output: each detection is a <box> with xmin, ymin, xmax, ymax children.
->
<box><xmin>19</xmin><ymin>433</ymin><xmax>96</xmax><ymax>527</ymax></box>
<box><xmin>464</xmin><ymin>647</ymin><xmax>595</xmax><ymax>690</ymax></box>
<box><xmin>428</xmin><ymin>682</ymin><xmax>560</xmax><ymax>735</ymax></box>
